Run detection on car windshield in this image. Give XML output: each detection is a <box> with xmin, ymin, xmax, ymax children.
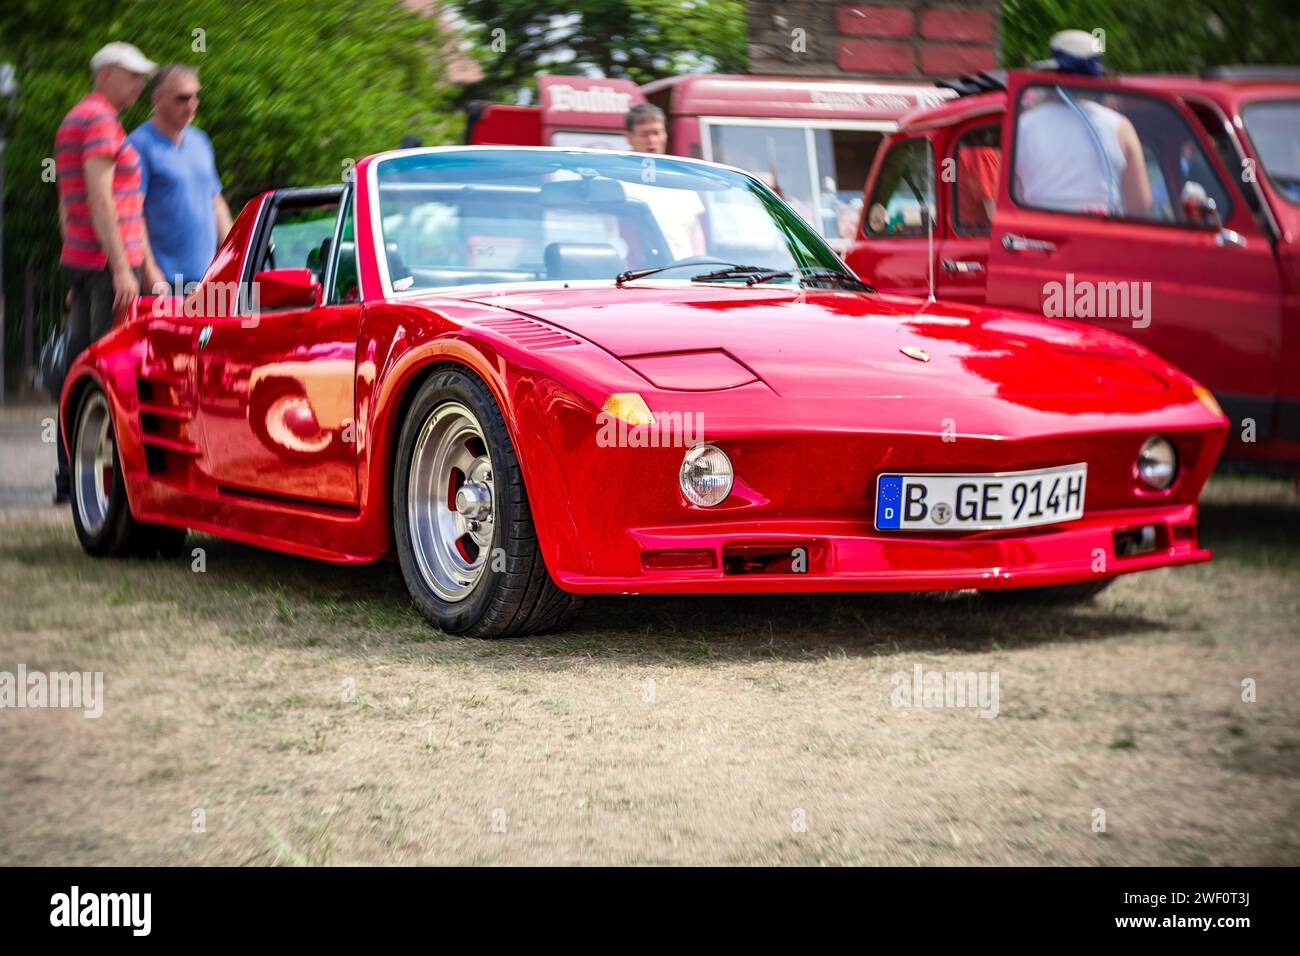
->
<box><xmin>1242</xmin><ymin>100</ymin><xmax>1300</xmax><ymax>204</ymax></box>
<box><xmin>372</xmin><ymin>149</ymin><xmax>852</xmax><ymax>292</ymax></box>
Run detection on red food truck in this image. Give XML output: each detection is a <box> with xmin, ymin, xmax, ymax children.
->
<box><xmin>844</xmin><ymin>67</ymin><xmax>1300</xmax><ymax>466</ymax></box>
<box><xmin>466</xmin><ymin>73</ymin><xmax>953</xmax><ymax>250</ymax></box>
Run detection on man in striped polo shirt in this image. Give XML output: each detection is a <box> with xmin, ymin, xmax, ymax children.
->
<box><xmin>53</xmin><ymin>42</ymin><xmax>158</xmax><ymax>502</ymax></box>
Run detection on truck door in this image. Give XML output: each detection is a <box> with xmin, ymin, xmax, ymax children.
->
<box><xmin>1235</xmin><ymin>96</ymin><xmax>1300</xmax><ymax>457</ymax></box>
<box><xmin>987</xmin><ymin>71</ymin><xmax>1281</xmax><ymax>450</ymax></box>
<box><xmin>936</xmin><ymin>121</ymin><xmax>1001</xmax><ymax>304</ymax></box>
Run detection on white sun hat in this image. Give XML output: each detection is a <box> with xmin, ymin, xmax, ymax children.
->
<box><xmin>89</xmin><ymin>42</ymin><xmax>157</xmax><ymax>76</ymax></box>
<box><xmin>1047</xmin><ymin>29</ymin><xmax>1104</xmax><ymax>76</ymax></box>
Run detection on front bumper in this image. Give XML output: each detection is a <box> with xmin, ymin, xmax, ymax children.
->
<box><xmin>554</xmin><ymin>503</ymin><xmax>1208</xmax><ymax>594</ymax></box>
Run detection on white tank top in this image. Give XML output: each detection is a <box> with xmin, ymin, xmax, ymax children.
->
<box><xmin>1016</xmin><ymin>97</ymin><xmax>1128</xmax><ymax>214</ymax></box>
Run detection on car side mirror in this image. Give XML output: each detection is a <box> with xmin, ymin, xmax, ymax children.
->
<box><xmin>252</xmin><ymin>268</ymin><xmax>321</xmax><ymax>310</ymax></box>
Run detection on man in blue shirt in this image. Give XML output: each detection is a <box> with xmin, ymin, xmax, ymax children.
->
<box><xmin>128</xmin><ymin>64</ymin><xmax>232</xmax><ymax>293</ymax></box>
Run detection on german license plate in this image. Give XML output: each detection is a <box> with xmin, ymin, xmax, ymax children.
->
<box><xmin>875</xmin><ymin>463</ymin><xmax>1087</xmax><ymax>531</ymax></box>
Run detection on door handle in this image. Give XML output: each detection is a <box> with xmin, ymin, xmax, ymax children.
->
<box><xmin>1214</xmin><ymin>228</ymin><xmax>1247</xmax><ymax>249</ymax></box>
<box><xmin>1001</xmin><ymin>233</ymin><xmax>1058</xmax><ymax>253</ymax></box>
<box><xmin>941</xmin><ymin>259</ymin><xmax>985</xmax><ymax>274</ymax></box>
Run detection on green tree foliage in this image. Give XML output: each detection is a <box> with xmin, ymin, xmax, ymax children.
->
<box><xmin>1003</xmin><ymin>0</ymin><xmax>1300</xmax><ymax>72</ymax></box>
<box><xmin>451</xmin><ymin>0</ymin><xmax>748</xmax><ymax>102</ymax></box>
<box><xmin>0</xmin><ymin>0</ymin><xmax>459</xmax><ymax>369</ymax></box>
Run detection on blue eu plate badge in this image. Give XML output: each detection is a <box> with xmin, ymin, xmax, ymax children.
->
<box><xmin>876</xmin><ymin>474</ymin><xmax>904</xmax><ymax>529</ymax></box>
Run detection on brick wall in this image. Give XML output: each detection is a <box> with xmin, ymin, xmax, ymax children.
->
<box><xmin>748</xmin><ymin>0</ymin><xmax>1001</xmax><ymax>79</ymax></box>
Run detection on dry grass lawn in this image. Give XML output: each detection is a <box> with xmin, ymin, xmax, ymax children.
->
<box><xmin>1</xmin><ymin>405</ymin><xmax>1297</xmax><ymax>864</ymax></box>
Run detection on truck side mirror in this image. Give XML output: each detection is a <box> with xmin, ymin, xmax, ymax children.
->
<box><xmin>1180</xmin><ymin>181</ymin><xmax>1222</xmax><ymax>229</ymax></box>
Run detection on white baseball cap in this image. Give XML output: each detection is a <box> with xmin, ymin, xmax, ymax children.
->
<box><xmin>1049</xmin><ymin>29</ymin><xmax>1100</xmax><ymax>59</ymax></box>
<box><xmin>90</xmin><ymin>42</ymin><xmax>157</xmax><ymax>77</ymax></box>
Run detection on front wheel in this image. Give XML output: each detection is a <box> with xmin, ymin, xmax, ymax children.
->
<box><xmin>392</xmin><ymin>367</ymin><xmax>582</xmax><ymax>638</ymax></box>
<box><xmin>979</xmin><ymin>578</ymin><xmax>1114</xmax><ymax>606</ymax></box>
<box><xmin>70</xmin><ymin>386</ymin><xmax>187</xmax><ymax>558</ymax></box>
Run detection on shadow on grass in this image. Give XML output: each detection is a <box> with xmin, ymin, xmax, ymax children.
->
<box><xmin>564</xmin><ymin>588</ymin><xmax>1170</xmax><ymax>660</ymax></box>
<box><xmin>1198</xmin><ymin>497</ymin><xmax>1300</xmax><ymax>570</ymax></box>
<box><xmin>8</xmin><ymin>526</ymin><xmax>1174</xmax><ymax>666</ymax></box>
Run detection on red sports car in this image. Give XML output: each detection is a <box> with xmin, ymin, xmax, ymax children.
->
<box><xmin>61</xmin><ymin>147</ymin><xmax>1228</xmax><ymax>637</ymax></box>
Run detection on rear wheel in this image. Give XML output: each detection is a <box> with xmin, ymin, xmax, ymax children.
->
<box><xmin>71</xmin><ymin>387</ymin><xmax>187</xmax><ymax>558</ymax></box>
<box><xmin>980</xmin><ymin>578</ymin><xmax>1114</xmax><ymax>606</ymax></box>
<box><xmin>392</xmin><ymin>367</ymin><xmax>582</xmax><ymax>638</ymax></box>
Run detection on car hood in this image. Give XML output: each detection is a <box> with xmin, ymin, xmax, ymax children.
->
<box><xmin>457</xmin><ymin>284</ymin><xmax>1174</xmax><ymax>402</ymax></box>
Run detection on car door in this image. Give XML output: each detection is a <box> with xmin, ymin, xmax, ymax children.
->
<box><xmin>936</xmin><ymin>121</ymin><xmax>1000</xmax><ymax>304</ymax></box>
<box><xmin>987</xmin><ymin>71</ymin><xmax>1282</xmax><ymax>441</ymax></box>
<box><xmin>195</xmin><ymin>186</ymin><xmax>361</xmax><ymax>506</ymax></box>
<box><xmin>844</xmin><ymin>134</ymin><xmax>937</xmax><ymax>296</ymax></box>
<box><xmin>135</xmin><ymin>195</ymin><xmax>274</xmax><ymax>482</ymax></box>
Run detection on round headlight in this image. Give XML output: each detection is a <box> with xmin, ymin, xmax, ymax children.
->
<box><xmin>1137</xmin><ymin>435</ymin><xmax>1178</xmax><ymax>489</ymax></box>
<box><xmin>679</xmin><ymin>444</ymin><xmax>733</xmax><ymax>507</ymax></box>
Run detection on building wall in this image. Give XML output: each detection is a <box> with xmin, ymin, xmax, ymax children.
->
<box><xmin>748</xmin><ymin>0</ymin><xmax>1002</xmax><ymax>79</ymax></box>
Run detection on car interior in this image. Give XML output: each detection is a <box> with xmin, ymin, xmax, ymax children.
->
<box><xmin>377</xmin><ymin>181</ymin><xmax>674</xmax><ymax>289</ymax></box>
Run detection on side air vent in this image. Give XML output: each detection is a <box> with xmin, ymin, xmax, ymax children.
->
<box><xmin>136</xmin><ymin>374</ymin><xmax>197</xmax><ymax>476</ymax></box>
<box><xmin>476</xmin><ymin>316</ymin><xmax>580</xmax><ymax>350</ymax></box>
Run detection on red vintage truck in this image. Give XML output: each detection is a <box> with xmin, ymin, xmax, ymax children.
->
<box><xmin>466</xmin><ymin>73</ymin><xmax>952</xmax><ymax>250</ymax></box>
<box><xmin>844</xmin><ymin>66</ymin><xmax>1300</xmax><ymax>466</ymax></box>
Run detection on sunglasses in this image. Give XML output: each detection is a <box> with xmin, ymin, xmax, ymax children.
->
<box><xmin>174</xmin><ymin>92</ymin><xmax>200</xmax><ymax>104</ymax></box>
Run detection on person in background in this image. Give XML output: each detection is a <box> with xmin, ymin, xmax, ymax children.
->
<box><xmin>1014</xmin><ymin>30</ymin><xmax>1151</xmax><ymax>218</ymax></box>
<box><xmin>622</xmin><ymin>103</ymin><xmax>704</xmax><ymax>260</ymax></box>
<box><xmin>836</xmin><ymin>195</ymin><xmax>863</xmax><ymax>240</ymax></box>
<box><xmin>128</xmin><ymin>64</ymin><xmax>231</xmax><ymax>293</ymax></box>
<box><xmin>53</xmin><ymin>41</ymin><xmax>156</xmax><ymax>503</ymax></box>
<box><xmin>956</xmin><ymin>142</ymin><xmax>1000</xmax><ymax>231</ymax></box>
<box><xmin>625</xmin><ymin>102</ymin><xmax>667</xmax><ymax>154</ymax></box>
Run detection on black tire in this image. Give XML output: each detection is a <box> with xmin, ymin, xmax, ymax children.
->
<box><xmin>138</xmin><ymin>523</ymin><xmax>191</xmax><ymax>559</ymax></box>
<box><xmin>392</xmin><ymin>366</ymin><xmax>582</xmax><ymax>638</ymax></box>
<box><xmin>70</xmin><ymin>386</ymin><xmax>188</xmax><ymax>559</ymax></box>
<box><xmin>980</xmin><ymin>578</ymin><xmax>1114</xmax><ymax>606</ymax></box>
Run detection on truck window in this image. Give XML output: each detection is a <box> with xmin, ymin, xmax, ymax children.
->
<box><xmin>863</xmin><ymin>138</ymin><xmax>934</xmax><ymax>238</ymax></box>
<box><xmin>813</xmin><ymin>128</ymin><xmax>884</xmax><ymax>240</ymax></box>
<box><xmin>707</xmin><ymin>122</ymin><xmax>889</xmax><ymax>245</ymax></box>
<box><xmin>550</xmin><ymin>130</ymin><xmax>629</xmax><ymax>150</ymax></box>
<box><xmin>1187</xmin><ymin>102</ymin><xmax>1246</xmax><ymax>193</ymax></box>
<box><xmin>1139</xmin><ymin>145</ymin><xmax>1176</xmax><ymax>219</ymax></box>
<box><xmin>1242</xmin><ymin>100</ymin><xmax>1300</xmax><ymax>204</ymax></box>
<box><xmin>1013</xmin><ymin>85</ymin><xmax>1232</xmax><ymax>227</ymax></box>
<box><xmin>1185</xmin><ymin>100</ymin><xmax>1271</xmax><ymax>234</ymax></box>
<box><xmin>951</xmin><ymin>125</ymin><xmax>1000</xmax><ymax>236</ymax></box>
<box><xmin>707</xmin><ymin>124</ymin><xmax>816</xmax><ymax>229</ymax></box>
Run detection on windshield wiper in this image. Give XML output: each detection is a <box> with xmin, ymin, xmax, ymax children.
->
<box><xmin>738</xmin><ymin>269</ymin><xmax>795</xmax><ymax>285</ymax></box>
<box><xmin>615</xmin><ymin>261</ymin><xmax>761</xmax><ymax>285</ymax></box>
<box><xmin>615</xmin><ymin>261</ymin><xmax>874</xmax><ymax>292</ymax></box>
<box><xmin>690</xmin><ymin>265</ymin><xmax>788</xmax><ymax>284</ymax></box>
<box><xmin>746</xmin><ymin>267</ymin><xmax>875</xmax><ymax>291</ymax></box>
<box><xmin>790</xmin><ymin>269</ymin><xmax>876</xmax><ymax>292</ymax></box>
